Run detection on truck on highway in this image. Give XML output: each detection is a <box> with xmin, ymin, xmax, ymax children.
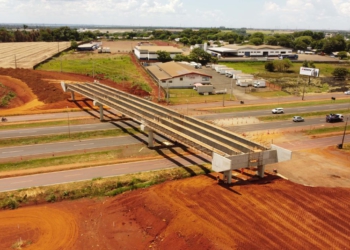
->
<box><xmin>196</xmin><ymin>85</ymin><xmax>215</xmax><ymax>95</ymax></box>
<box><xmin>326</xmin><ymin>114</ymin><xmax>344</xmax><ymax>123</ymax></box>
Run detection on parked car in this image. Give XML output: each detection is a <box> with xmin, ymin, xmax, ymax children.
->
<box><xmin>293</xmin><ymin>116</ymin><xmax>304</xmax><ymax>122</ymax></box>
<box><xmin>272</xmin><ymin>108</ymin><xmax>284</xmax><ymax>114</ymax></box>
<box><xmin>345</xmin><ymin>90</ymin><xmax>350</xmax><ymax>95</ymax></box>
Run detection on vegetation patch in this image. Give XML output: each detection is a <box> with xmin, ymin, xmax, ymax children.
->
<box><xmin>168</xmin><ymin>89</ymin><xmax>233</xmax><ymax>104</ymax></box>
<box><xmin>306</xmin><ymin>125</ymin><xmax>350</xmax><ymax>135</ymax></box>
<box><xmin>0</xmin><ymin>164</ymin><xmax>211</xmax><ymax>209</ymax></box>
<box><xmin>0</xmin><ymin>127</ymin><xmax>140</xmax><ymax>147</ymax></box>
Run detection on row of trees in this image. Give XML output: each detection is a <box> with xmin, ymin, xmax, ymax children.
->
<box><xmin>0</xmin><ymin>26</ymin><xmax>97</xmax><ymax>42</ymax></box>
<box><xmin>122</xmin><ymin>28</ymin><xmax>350</xmax><ymax>54</ymax></box>
<box><xmin>157</xmin><ymin>48</ymin><xmax>218</xmax><ymax>65</ymax></box>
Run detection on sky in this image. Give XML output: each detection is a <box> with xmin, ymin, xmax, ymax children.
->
<box><xmin>0</xmin><ymin>0</ymin><xmax>350</xmax><ymax>30</ymax></box>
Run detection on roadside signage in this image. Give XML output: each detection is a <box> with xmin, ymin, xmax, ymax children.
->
<box><xmin>300</xmin><ymin>67</ymin><xmax>320</xmax><ymax>77</ymax></box>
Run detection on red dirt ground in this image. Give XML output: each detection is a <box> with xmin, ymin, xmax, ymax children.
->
<box><xmin>1</xmin><ymin>174</ymin><xmax>350</xmax><ymax>249</ymax></box>
<box><xmin>0</xmin><ymin>64</ymin><xmax>160</xmax><ymax>114</ymax></box>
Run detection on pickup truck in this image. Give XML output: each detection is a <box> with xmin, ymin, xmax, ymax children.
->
<box><xmin>326</xmin><ymin>114</ymin><xmax>344</xmax><ymax>123</ymax></box>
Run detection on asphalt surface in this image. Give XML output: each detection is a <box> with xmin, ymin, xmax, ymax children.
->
<box><xmin>0</xmin><ymin>154</ymin><xmax>211</xmax><ymax>192</ymax></box>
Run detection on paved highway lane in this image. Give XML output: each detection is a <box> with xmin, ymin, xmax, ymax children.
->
<box><xmin>0</xmin><ymin>154</ymin><xmax>211</xmax><ymax>192</ymax></box>
<box><xmin>195</xmin><ymin>103</ymin><xmax>350</xmax><ymax>120</ymax></box>
<box><xmin>0</xmin><ymin>120</ymin><xmax>140</xmax><ymax>139</ymax></box>
<box><xmin>228</xmin><ymin>117</ymin><xmax>337</xmax><ymax>133</ymax></box>
<box><xmin>0</xmin><ymin>134</ymin><xmax>169</xmax><ymax>159</ymax></box>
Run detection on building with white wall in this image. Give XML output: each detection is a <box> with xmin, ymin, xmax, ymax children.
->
<box><xmin>134</xmin><ymin>46</ymin><xmax>183</xmax><ymax>60</ymax></box>
<box><xmin>207</xmin><ymin>45</ymin><xmax>293</xmax><ymax>57</ymax></box>
<box><xmin>146</xmin><ymin>61</ymin><xmax>212</xmax><ymax>89</ymax></box>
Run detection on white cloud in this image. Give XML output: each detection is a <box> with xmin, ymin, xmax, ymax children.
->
<box><xmin>139</xmin><ymin>0</ymin><xmax>183</xmax><ymax>14</ymax></box>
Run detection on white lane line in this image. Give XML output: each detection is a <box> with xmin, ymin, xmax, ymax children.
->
<box><xmin>2</xmin><ymin>150</ymin><xmax>23</xmax><ymax>154</ymax></box>
<box><xmin>65</xmin><ymin>174</ymin><xmax>81</xmax><ymax>177</ymax></box>
<box><xmin>73</xmin><ymin>143</ymin><xmax>94</xmax><ymax>147</ymax></box>
<box><xmin>11</xmin><ymin>180</ymin><xmax>32</xmax><ymax>184</ymax></box>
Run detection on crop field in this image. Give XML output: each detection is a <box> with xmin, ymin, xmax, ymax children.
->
<box><xmin>0</xmin><ymin>42</ymin><xmax>71</xmax><ymax>69</ymax></box>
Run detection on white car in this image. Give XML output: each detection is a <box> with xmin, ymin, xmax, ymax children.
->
<box><xmin>345</xmin><ymin>91</ymin><xmax>350</xmax><ymax>95</ymax></box>
<box><xmin>272</xmin><ymin>108</ymin><xmax>284</xmax><ymax>114</ymax></box>
<box><xmin>293</xmin><ymin>116</ymin><xmax>304</xmax><ymax>122</ymax></box>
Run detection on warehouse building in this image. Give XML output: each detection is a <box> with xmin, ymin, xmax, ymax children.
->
<box><xmin>134</xmin><ymin>46</ymin><xmax>183</xmax><ymax>60</ymax></box>
<box><xmin>146</xmin><ymin>61</ymin><xmax>212</xmax><ymax>89</ymax></box>
<box><xmin>207</xmin><ymin>45</ymin><xmax>293</xmax><ymax>57</ymax></box>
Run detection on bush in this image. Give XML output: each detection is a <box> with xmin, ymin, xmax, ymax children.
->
<box><xmin>45</xmin><ymin>193</ymin><xmax>56</xmax><ymax>203</ymax></box>
<box><xmin>332</xmin><ymin>67</ymin><xmax>349</xmax><ymax>79</ymax></box>
<box><xmin>265</xmin><ymin>61</ymin><xmax>275</xmax><ymax>72</ymax></box>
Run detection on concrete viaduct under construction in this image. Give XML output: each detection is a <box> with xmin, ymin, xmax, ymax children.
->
<box><xmin>61</xmin><ymin>81</ymin><xmax>291</xmax><ymax>183</ymax></box>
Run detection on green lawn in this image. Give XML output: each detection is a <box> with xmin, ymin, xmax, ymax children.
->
<box><xmin>36</xmin><ymin>52</ymin><xmax>151</xmax><ymax>92</ymax></box>
<box><xmin>168</xmin><ymin>89</ymin><xmax>233</xmax><ymax>104</ymax></box>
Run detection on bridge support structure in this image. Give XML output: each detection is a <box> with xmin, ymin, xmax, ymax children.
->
<box><xmin>93</xmin><ymin>100</ymin><xmax>104</xmax><ymax>121</ymax></box>
<box><xmin>70</xmin><ymin>91</ymin><xmax>75</xmax><ymax>101</ymax></box>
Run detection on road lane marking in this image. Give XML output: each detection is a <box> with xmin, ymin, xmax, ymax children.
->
<box><xmin>2</xmin><ymin>150</ymin><xmax>23</xmax><ymax>154</ymax></box>
<box><xmin>73</xmin><ymin>143</ymin><xmax>94</xmax><ymax>147</ymax></box>
<box><xmin>11</xmin><ymin>180</ymin><xmax>32</xmax><ymax>184</ymax></box>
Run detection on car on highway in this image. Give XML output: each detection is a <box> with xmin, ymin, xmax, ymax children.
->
<box><xmin>345</xmin><ymin>90</ymin><xmax>350</xmax><ymax>95</ymax></box>
<box><xmin>293</xmin><ymin>116</ymin><xmax>304</xmax><ymax>122</ymax></box>
<box><xmin>272</xmin><ymin>108</ymin><xmax>284</xmax><ymax>114</ymax></box>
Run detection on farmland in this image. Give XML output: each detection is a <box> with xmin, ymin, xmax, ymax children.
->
<box><xmin>0</xmin><ymin>42</ymin><xmax>71</xmax><ymax>69</ymax></box>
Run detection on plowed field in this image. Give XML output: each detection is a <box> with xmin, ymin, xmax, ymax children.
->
<box><xmin>1</xmin><ymin>175</ymin><xmax>350</xmax><ymax>249</ymax></box>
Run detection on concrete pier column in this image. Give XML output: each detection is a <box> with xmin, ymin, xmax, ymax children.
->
<box><xmin>70</xmin><ymin>91</ymin><xmax>75</xmax><ymax>101</ymax></box>
<box><xmin>223</xmin><ymin>170</ymin><xmax>232</xmax><ymax>184</ymax></box>
<box><xmin>257</xmin><ymin>165</ymin><xmax>265</xmax><ymax>178</ymax></box>
<box><xmin>148</xmin><ymin>129</ymin><xmax>154</xmax><ymax>148</ymax></box>
<box><xmin>99</xmin><ymin>105</ymin><xmax>104</xmax><ymax>121</ymax></box>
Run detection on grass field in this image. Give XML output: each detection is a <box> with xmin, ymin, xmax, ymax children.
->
<box><xmin>36</xmin><ymin>52</ymin><xmax>149</xmax><ymax>90</ymax></box>
<box><xmin>168</xmin><ymin>89</ymin><xmax>233</xmax><ymax>104</ymax></box>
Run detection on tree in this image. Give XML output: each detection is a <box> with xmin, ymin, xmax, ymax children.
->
<box><xmin>265</xmin><ymin>61</ymin><xmax>275</xmax><ymax>72</ymax></box>
<box><xmin>156</xmin><ymin>50</ymin><xmax>172</xmax><ymax>62</ymax></box>
<box><xmin>250</xmin><ymin>37</ymin><xmax>263</xmax><ymax>45</ymax></box>
<box><xmin>265</xmin><ymin>36</ymin><xmax>278</xmax><ymax>45</ymax></box>
<box><xmin>337</xmin><ymin>51</ymin><xmax>348</xmax><ymax>59</ymax></box>
<box><xmin>173</xmin><ymin>54</ymin><xmax>189</xmax><ymax>62</ymax></box>
<box><xmin>71</xmin><ymin>40</ymin><xmax>78</xmax><ymax>51</ymax></box>
<box><xmin>189</xmin><ymin>48</ymin><xmax>213</xmax><ymax>65</ymax></box>
<box><xmin>332</xmin><ymin>67</ymin><xmax>349</xmax><ymax>79</ymax></box>
<box><xmin>273</xmin><ymin>59</ymin><xmax>293</xmax><ymax>72</ymax></box>
<box><xmin>302</xmin><ymin>60</ymin><xmax>315</xmax><ymax>68</ymax></box>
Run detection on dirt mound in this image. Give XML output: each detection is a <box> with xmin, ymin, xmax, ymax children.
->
<box><xmin>0</xmin><ymin>63</ymin><xmax>160</xmax><ymax>114</ymax></box>
<box><xmin>1</xmin><ymin>175</ymin><xmax>350</xmax><ymax>249</ymax></box>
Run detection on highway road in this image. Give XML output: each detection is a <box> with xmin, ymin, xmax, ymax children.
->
<box><xmin>0</xmin><ymin>154</ymin><xmax>211</xmax><ymax>192</ymax></box>
<box><xmin>0</xmin><ymin>134</ymin><xmax>171</xmax><ymax>159</ymax></box>
<box><xmin>196</xmin><ymin>103</ymin><xmax>350</xmax><ymax>121</ymax></box>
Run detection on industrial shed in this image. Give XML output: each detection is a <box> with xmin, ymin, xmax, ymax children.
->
<box><xmin>146</xmin><ymin>61</ymin><xmax>212</xmax><ymax>89</ymax></box>
<box><xmin>134</xmin><ymin>46</ymin><xmax>183</xmax><ymax>60</ymax></box>
<box><xmin>207</xmin><ymin>45</ymin><xmax>293</xmax><ymax>57</ymax></box>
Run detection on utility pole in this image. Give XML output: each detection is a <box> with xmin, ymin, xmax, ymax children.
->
<box><xmin>222</xmin><ymin>94</ymin><xmax>225</xmax><ymax>107</ymax></box>
<box><xmin>230</xmin><ymin>78</ymin><xmax>233</xmax><ymax>101</ymax></box>
<box><xmin>340</xmin><ymin>117</ymin><xmax>348</xmax><ymax>149</ymax></box>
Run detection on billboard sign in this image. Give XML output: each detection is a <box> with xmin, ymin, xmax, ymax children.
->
<box><xmin>300</xmin><ymin>67</ymin><xmax>320</xmax><ymax>77</ymax></box>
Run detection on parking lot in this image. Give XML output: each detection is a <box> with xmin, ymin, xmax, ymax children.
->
<box><xmin>199</xmin><ymin>67</ymin><xmax>261</xmax><ymax>101</ymax></box>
